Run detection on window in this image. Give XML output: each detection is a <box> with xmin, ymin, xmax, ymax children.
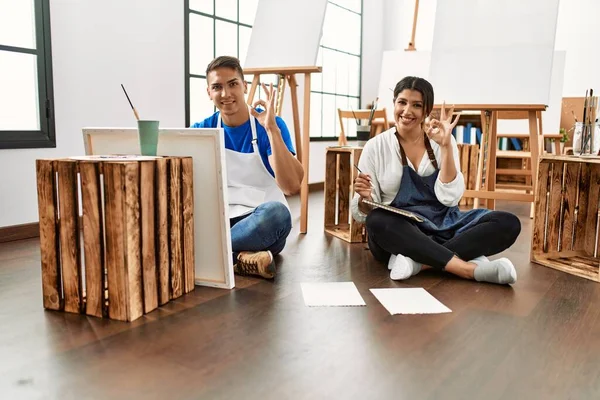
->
<box><xmin>0</xmin><ymin>0</ymin><xmax>55</xmax><ymax>149</ymax></box>
<box><xmin>311</xmin><ymin>1</ymin><xmax>362</xmax><ymax>140</ymax></box>
<box><xmin>185</xmin><ymin>0</ymin><xmax>259</xmax><ymax>126</ymax></box>
<box><xmin>184</xmin><ymin>0</ymin><xmax>362</xmax><ymax>141</ymax></box>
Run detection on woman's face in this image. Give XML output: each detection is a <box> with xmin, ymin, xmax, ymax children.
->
<box><xmin>394</xmin><ymin>89</ymin><xmax>425</xmax><ymax>133</ymax></box>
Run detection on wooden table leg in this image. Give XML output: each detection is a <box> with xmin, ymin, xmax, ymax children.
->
<box><xmin>485</xmin><ymin>112</ymin><xmax>498</xmax><ymax>210</ymax></box>
<box><xmin>529</xmin><ymin>110</ymin><xmax>541</xmax><ymax>219</ymax></box>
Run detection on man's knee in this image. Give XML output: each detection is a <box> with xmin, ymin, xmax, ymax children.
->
<box><xmin>258</xmin><ymin>201</ymin><xmax>291</xmax><ymax>235</ymax></box>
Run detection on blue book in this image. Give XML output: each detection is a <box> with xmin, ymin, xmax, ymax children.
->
<box><xmin>463</xmin><ymin>123</ymin><xmax>472</xmax><ymax>144</ymax></box>
<box><xmin>509</xmin><ymin>138</ymin><xmax>522</xmax><ymax>150</ymax></box>
<box><xmin>475</xmin><ymin>128</ymin><xmax>482</xmax><ymax>144</ymax></box>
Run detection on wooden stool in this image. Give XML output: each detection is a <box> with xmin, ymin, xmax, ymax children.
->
<box><xmin>36</xmin><ymin>156</ymin><xmax>195</xmax><ymax>321</ymax></box>
<box><xmin>531</xmin><ymin>155</ymin><xmax>600</xmax><ymax>282</ymax></box>
<box><xmin>324</xmin><ymin>147</ymin><xmax>366</xmax><ymax>242</ymax></box>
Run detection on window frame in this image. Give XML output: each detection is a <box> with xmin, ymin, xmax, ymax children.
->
<box><xmin>185</xmin><ymin>0</ymin><xmax>253</xmax><ymax>127</ymax></box>
<box><xmin>0</xmin><ymin>0</ymin><xmax>55</xmax><ymax>149</ymax></box>
<box><xmin>310</xmin><ymin>1</ymin><xmax>363</xmax><ymax>141</ymax></box>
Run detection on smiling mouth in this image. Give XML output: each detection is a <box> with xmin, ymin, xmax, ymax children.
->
<box><xmin>399</xmin><ymin>116</ymin><xmax>416</xmax><ymax>122</ymax></box>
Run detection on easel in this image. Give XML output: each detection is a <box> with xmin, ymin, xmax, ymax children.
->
<box><xmin>432</xmin><ymin>104</ymin><xmax>546</xmax><ymax>211</ymax></box>
<box><xmin>405</xmin><ymin>0</ymin><xmax>420</xmax><ymax>51</ymax></box>
<box><xmin>244</xmin><ymin>66</ymin><xmax>323</xmax><ymax>234</ymax></box>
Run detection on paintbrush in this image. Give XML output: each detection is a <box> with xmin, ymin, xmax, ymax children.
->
<box><xmin>581</xmin><ymin>90</ymin><xmax>589</xmax><ymax>153</ymax></box>
<box><xmin>353</xmin><ymin>164</ymin><xmax>373</xmax><ymax>188</ymax></box>
<box><xmin>350</xmin><ymin>106</ymin><xmax>359</xmax><ymax>125</ymax></box>
<box><xmin>368</xmin><ymin>97</ymin><xmax>379</xmax><ymax>125</ymax></box>
<box><xmin>121</xmin><ymin>84</ymin><xmax>140</xmax><ymax>121</ymax></box>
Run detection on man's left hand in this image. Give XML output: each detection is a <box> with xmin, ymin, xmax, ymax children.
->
<box><xmin>251</xmin><ymin>83</ymin><xmax>279</xmax><ymax>132</ymax></box>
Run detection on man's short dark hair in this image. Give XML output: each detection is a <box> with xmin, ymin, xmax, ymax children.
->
<box><xmin>206</xmin><ymin>56</ymin><xmax>244</xmax><ymax>80</ymax></box>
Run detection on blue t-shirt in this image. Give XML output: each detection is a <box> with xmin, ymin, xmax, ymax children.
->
<box><xmin>191</xmin><ymin>111</ymin><xmax>296</xmax><ymax>177</ymax></box>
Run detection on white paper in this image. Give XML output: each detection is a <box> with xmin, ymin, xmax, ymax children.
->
<box><xmin>370</xmin><ymin>288</ymin><xmax>451</xmax><ymax>315</ymax></box>
<box><xmin>301</xmin><ymin>282</ymin><xmax>366</xmax><ymax>307</ymax></box>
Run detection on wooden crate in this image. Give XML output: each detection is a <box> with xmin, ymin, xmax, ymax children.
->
<box><xmin>324</xmin><ymin>147</ymin><xmax>365</xmax><ymax>243</ymax></box>
<box><xmin>457</xmin><ymin>143</ymin><xmax>479</xmax><ymax>206</ymax></box>
<box><xmin>531</xmin><ymin>156</ymin><xmax>600</xmax><ymax>282</ymax></box>
<box><xmin>35</xmin><ymin>156</ymin><xmax>195</xmax><ymax>321</ymax></box>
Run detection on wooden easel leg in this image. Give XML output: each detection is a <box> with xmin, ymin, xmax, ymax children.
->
<box><xmin>287</xmin><ymin>75</ymin><xmax>303</xmax><ymax>167</ymax></box>
<box><xmin>300</xmin><ymin>73</ymin><xmax>312</xmax><ymax>234</ymax></box>
<box><xmin>528</xmin><ymin>110</ymin><xmax>541</xmax><ymax>219</ymax></box>
<box><xmin>246</xmin><ymin>74</ymin><xmax>260</xmax><ymax>105</ymax></box>
<box><xmin>276</xmin><ymin>74</ymin><xmax>286</xmax><ymax>116</ymax></box>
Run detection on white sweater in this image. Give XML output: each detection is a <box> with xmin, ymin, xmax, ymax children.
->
<box><xmin>350</xmin><ymin>128</ymin><xmax>465</xmax><ymax>224</ymax></box>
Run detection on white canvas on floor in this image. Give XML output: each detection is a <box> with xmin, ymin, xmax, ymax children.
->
<box><xmin>370</xmin><ymin>288</ymin><xmax>452</xmax><ymax>315</ymax></box>
<box><xmin>301</xmin><ymin>282</ymin><xmax>366</xmax><ymax>307</ymax></box>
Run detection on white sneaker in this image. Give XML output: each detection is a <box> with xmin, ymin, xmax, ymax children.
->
<box><xmin>389</xmin><ymin>254</ymin><xmax>421</xmax><ymax>280</ymax></box>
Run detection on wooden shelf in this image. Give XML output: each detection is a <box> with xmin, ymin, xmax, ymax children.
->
<box><xmin>496</xmin><ymin>168</ymin><xmax>531</xmax><ymax>176</ymax></box>
<box><xmin>497</xmin><ymin>150</ymin><xmax>531</xmax><ymax>159</ymax></box>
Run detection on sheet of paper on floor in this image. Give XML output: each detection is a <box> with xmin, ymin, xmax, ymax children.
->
<box><xmin>301</xmin><ymin>282</ymin><xmax>366</xmax><ymax>307</ymax></box>
<box><xmin>370</xmin><ymin>288</ymin><xmax>452</xmax><ymax>315</ymax></box>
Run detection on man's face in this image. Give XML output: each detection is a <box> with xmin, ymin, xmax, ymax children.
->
<box><xmin>206</xmin><ymin>67</ymin><xmax>248</xmax><ymax>117</ymax></box>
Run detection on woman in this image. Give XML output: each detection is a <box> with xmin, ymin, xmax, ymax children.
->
<box><xmin>350</xmin><ymin>76</ymin><xmax>521</xmax><ymax>285</ymax></box>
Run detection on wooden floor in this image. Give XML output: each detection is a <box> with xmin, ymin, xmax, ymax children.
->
<box><xmin>1</xmin><ymin>192</ymin><xmax>600</xmax><ymax>400</ymax></box>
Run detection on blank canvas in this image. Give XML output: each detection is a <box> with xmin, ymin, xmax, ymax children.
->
<box><xmin>82</xmin><ymin>127</ymin><xmax>235</xmax><ymax>289</ymax></box>
<box><xmin>429</xmin><ymin>0</ymin><xmax>560</xmax><ymax>105</ymax></box>
<box><xmin>244</xmin><ymin>0</ymin><xmax>327</xmax><ymax>68</ymax></box>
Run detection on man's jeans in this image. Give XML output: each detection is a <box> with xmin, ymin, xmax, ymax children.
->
<box><xmin>230</xmin><ymin>201</ymin><xmax>292</xmax><ymax>260</ymax></box>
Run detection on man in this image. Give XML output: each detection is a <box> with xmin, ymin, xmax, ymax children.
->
<box><xmin>191</xmin><ymin>56</ymin><xmax>304</xmax><ymax>279</ymax></box>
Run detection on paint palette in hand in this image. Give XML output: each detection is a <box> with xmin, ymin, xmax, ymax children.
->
<box><xmin>361</xmin><ymin>199</ymin><xmax>423</xmax><ymax>222</ymax></box>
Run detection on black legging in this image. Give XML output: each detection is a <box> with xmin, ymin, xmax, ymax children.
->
<box><xmin>366</xmin><ymin>209</ymin><xmax>521</xmax><ymax>269</ymax></box>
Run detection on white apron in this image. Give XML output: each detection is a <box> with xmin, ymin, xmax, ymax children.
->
<box><xmin>219</xmin><ymin>112</ymin><xmax>290</xmax><ymax>219</ymax></box>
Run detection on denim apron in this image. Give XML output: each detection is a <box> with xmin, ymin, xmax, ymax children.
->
<box><xmin>390</xmin><ymin>131</ymin><xmax>490</xmax><ymax>243</ymax></box>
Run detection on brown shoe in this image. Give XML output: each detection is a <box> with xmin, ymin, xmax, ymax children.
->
<box><xmin>234</xmin><ymin>251</ymin><xmax>276</xmax><ymax>279</ymax></box>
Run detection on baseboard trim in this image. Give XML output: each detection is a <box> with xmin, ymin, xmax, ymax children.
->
<box><xmin>0</xmin><ymin>222</ymin><xmax>40</xmax><ymax>243</ymax></box>
<box><xmin>309</xmin><ymin>182</ymin><xmax>324</xmax><ymax>192</ymax></box>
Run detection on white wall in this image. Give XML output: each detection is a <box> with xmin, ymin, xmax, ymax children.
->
<box><xmin>0</xmin><ymin>0</ymin><xmax>184</xmax><ymax>227</ymax></box>
<box><xmin>555</xmin><ymin>0</ymin><xmax>600</xmax><ymax>96</ymax></box>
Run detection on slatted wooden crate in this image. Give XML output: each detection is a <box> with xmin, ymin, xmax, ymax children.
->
<box><xmin>324</xmin><ymin>147</ymin><xmax>365</xmax><ymax>243</ymax></box>
<box><xmin>531</xmin><ymin>155</ymin><xmax>600</xmax><ymax>282</ymax></box>
<box><xmin>35</xmin><ymin>156</ymin><xmax>195</xmax><ymax>321</ymax></box>
<box><xmin>457</xmin><ymin>143</ymin><xmax>479</xmax><ymax>206</ymax></box>
<box><xmin>324</xmin><ymin>144</ymin><xmax>478</xmax><ymax>242</ymax></box>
